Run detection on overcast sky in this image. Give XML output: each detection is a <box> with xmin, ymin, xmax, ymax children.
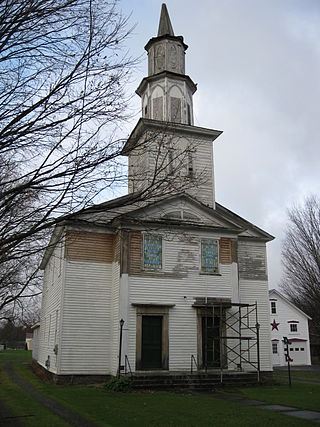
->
<box><xmin>118</xmin><ymin>0</ymin><xmax>320</xmax><ymax>288</ymax></box>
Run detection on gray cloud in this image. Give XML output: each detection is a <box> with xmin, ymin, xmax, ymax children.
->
<box><xmin>120</xmin><ymin>0</ymin><xmax>320</xmax><ymax>287</ymax></box>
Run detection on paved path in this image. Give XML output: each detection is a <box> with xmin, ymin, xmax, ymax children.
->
<box><xmin>214</xmin><ymin>392</ymin><xmax>320</xmax><ymax>424</ymax></box>
<box><xmin>3</xmin><ymin>363</ymin><xmax>98</xmax><ymax>427</ymax></box>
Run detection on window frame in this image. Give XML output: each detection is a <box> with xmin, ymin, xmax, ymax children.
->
<box><xmin>271</xmin><ymin>301</ymin><xmax>276</xmax><ymax>314</ymax></box>
<box><xmin>290</xmin><ymin>323</ymin><xmax>298</xmax><ymax>333</ymax></box>
<box><xmin>272</xmin><ymin>342</ymin><xmax>278</xmax><ymax>354</ymax></box>
<box><xmin>200</xmin><ymin>238</ymin><xmax>219</xmax><ymax>275</ymax></box>
<box><xmin>142</xmin><ymin>233</ymin><xmax>163</xmax><ymax>271</ymax></box>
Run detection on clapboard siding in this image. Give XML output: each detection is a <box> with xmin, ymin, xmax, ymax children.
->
<box><xmin>110</xmin><ymin>263</ymin><xmax>120</xmax><ymax>375</ymax></box>
<box><xmin>129</xmin><ymin>134</ymin><xmax>215</xmax><ymax>208</ymax></box>
<box><xmin>59</xmin><ymin>261</ymin><xmax>112</xmax><ymax>374</ymax></box>
<box><xmin>37</xmin><ymin>240</ymin><xmax>65</xmax><ymax>374</ymax></box>
<box><xmin>238</xmin><ymin>240</ymin><xmax>267</xmax><ymax>281</ymax></box>
<box><xmin>65</xmin><ymin>231</ymin><xmax>114</xmax><ymax>263</ymax></box>
<box><xmin>110</xmin><ymin>236</ymin><xmax>121</xmax><ymax>375</ymax></box>
<box><xmin>269</xmin><ymin>290</ymin><xmax>311</xmax><ymax>366</ymax></box>
<box><xmin>126</xmin><ymin>231</ymin><xmax>235</xmax><ymax>371</ymax></box>
<box><xmin>239</xmin><ymin>279</ymin><xmax>272</xmax><ymax>371</ymax></box>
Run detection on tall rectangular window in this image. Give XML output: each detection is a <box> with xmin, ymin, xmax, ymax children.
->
<box><xmin>271</xmin><ymin>301</ymin><xmax>276</xmax><ymax>314</ymax></box>
<box><xmin>143</xmin><ymin>234</ymin><xmax>162</xmax><ymax>270</ymax></box>
<box><xmin>168</xmin><ymin>149</ymin><xmax>174</xmax><ymax>175</ymax></box>
<box><xmin>187</xmin><ymin>151</ymin><xmax>193</xmax><ymax>176</ymax></box>
<box><xmin>272</xmin><ymin>342</ymin><xmax>278</xmax><ymax>354</ymax></box>
<box><xmin>187</xmin><ymin>104</ymin><xmax>191</xmax><ymax>125</ymax></box>
<box><xmin>170</xmin><ymin>97</ymin><xmax>181</xmax><ymax>123</ymax></box>
<box><xmin>201</xmin><ymin>239</ymin><xmax>219</xmax><ymax>274</ymax></box>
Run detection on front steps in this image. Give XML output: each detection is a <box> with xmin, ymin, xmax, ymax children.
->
<box><xmin>131</xmin><ymin>371</ymin><xmax>259</xmax><ymax>391</ymax></box>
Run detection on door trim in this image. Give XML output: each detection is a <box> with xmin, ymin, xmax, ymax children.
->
<box><xmin>196</xmin><ymin>307</ymin><xmax>227</xmax><ymax>369</ymax></box>
<box><xmin>136</xmin><ymin>306</ymin><xmax>169</xmax><ymax>370</ymax></box>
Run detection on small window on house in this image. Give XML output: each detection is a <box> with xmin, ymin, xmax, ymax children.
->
<box><xmin>143</xmin><ymin>234</ymin><xmax>162</xmax><ymax>270</ymax></box>
<box><xmin>272</xmin><ymin>343</ymin><xmax>278</xmax><ymax>354</ymax></box>
<box><xmin>290</xmin><ymin>348</ymin><xmax>293</xmax><ymax>351</ymax></box>
<box><xmin>201</xmin><ymin>239</ymin><xmax>219</xmax><ymax>274</ymax></box>
<box><xmin>301</xmin><ymin>347</ymin><xmax>305</xmax><ymax>351</ymax></box>
<box><xmin>290</xmin><ymin>324</ymin><xmax>298</xmax><ymax>333</ymax></box>
<box><xmin>295</xmin><ymin>348</ymin><xmax>299</xmax><ymax>351</ymax></box>
<box><xmin>144</xmin><ymin>104</ymin><xmax>148</xmax><ymax>116</ymax></box>
<box><xmin>271</xmin><ymin>301</ymin><xmax>276</xmax><ymax>314</ymax></box>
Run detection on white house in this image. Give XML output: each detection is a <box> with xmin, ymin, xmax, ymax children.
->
<box><xmin>33</xmin><ymin>4</ymin><xmax>274</xmax><ymax>384</ymax></box>
<box><xmin>269</xmin><ymin>289</ymin><xmax>311</xmax><ymax>366</ymax></box>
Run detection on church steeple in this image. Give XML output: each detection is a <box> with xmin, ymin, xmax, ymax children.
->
<box><xmin>136</xmin><ymin>3</ymin><xmax>197</xmax><ymax>125</ymax></box>
<box><xmin>157</xmin><ymin>3</ymin><xmax>174</xmax><ymax>37</ymax></box>
<box><xmin>124</xmin><ymin>4</ymin><xmax>222</xmax><ymax>209</ymax></box>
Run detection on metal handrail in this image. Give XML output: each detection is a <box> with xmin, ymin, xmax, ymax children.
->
<box><xmin>124</xmin><ymin>355</ymin><xmax>132</xmax><ymax>377</ymax></box>
<box><xmin>190</xmin><ymin>355</ymin><xmax>198</xmax><ymax>374</ymax></box>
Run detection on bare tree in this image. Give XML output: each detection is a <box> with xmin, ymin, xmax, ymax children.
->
<box><xmin>0</xmin><ymin>0</ymin><xmax>137</xmax><ymax>314</ymax></box>
<box><xmin>0</xmin><ymin>1</ymin><xmax>210</xmax><ymax>317</ymax></box>
<box><xmin>281</xmin><ymin>195</ymin><xmax>320</xmax><ymax>336</ymax></box>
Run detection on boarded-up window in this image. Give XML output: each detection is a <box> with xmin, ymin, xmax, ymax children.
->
<box><xmin>170</xmin><ymin>97</ymin><xmax>181</xmax><ymax>122</ymax></box>
<box><xmin>153</xmin><ymin>97</ymin><xmax>163</xmax><ymax>120</ymax></box>
<box><xmin>65</xmin><ymin>231</ymin><xmax>113</xmax><ymax>263</ymax></box>
<box><xmin>143</xmin><ymin>234</ymin><xmax>162</xmax><ymax>270</ymax></box>
<box><xmin>201</xmin><ymin>239</ymin><xmax>219</xmax><ymax>273</ymax></box>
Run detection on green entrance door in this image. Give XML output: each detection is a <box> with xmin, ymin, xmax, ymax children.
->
<box><xmin>141</xmin><ymin>316</ymin><xmax>162</xmax><ymax>369</ymax></box>
<box><xmin>202</xmin><ymin>316</ymin><xmax>220</xmax><ymax>368</ymax></box>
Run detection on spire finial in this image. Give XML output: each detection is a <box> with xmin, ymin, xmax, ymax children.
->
<box><xmin>157</xmin><ymin>4</ymin><xmax>174</xmax><ymax>37</ymax></box>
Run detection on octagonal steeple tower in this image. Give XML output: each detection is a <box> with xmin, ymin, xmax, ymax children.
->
<box><xmin>123</xmin><ymin>4</ymin><xmax>222</xmax><ymax>209</ymax></box>
<box><xmin>136</xmin><ymin>4</ymin><xmax>197</xmax><ymax>125</ymax></box>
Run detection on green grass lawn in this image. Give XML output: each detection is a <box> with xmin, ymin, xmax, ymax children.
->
<box><xmin>0</xmin><ymin>350</ymin><xmax>319</xmax><ymax>426</ymax></box>
<box><xmin>273</xmin><ymin>368</ymin><xmax>320</xmax><ymax>383</ymax></box>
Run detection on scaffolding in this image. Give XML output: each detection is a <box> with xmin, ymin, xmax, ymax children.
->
<box><xmin>193</xmin><ymin>298</ymin><xmax>260</xmax><ymax>382</ymax></box>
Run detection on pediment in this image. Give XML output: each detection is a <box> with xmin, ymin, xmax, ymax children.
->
<box><xmin>118</xmin><ymin>194</ymin><xmax>243</xmax><ymax>232</ymax></box>
<box><xmin>65</xmin><ymin>193</ymin><xmax>274</xmax><ymax>241</ymax></box>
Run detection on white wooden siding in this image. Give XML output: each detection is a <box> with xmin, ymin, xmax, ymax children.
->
<box><xmin>269</xmin><ymin>291</ymin><xmax>311</xmax><ymax>366</ymax></box>
<box><xmin>37</xmin><ymin>241</ymin><xmax>65</xmax><ymax>373</ymax></box>
<box><xmin>238</xmin><ymin>240</ymin><xmax>267</xmax><ymax>281</ymax></box>
<box><xmin>239</xmin><ymin>279</ymin><xmax>272</xmax><ymax>372</ymax></box>
<box><xmin>110</xmin><ymin>261</ymin><xmax>120</xmax><ymax>375</ymax></box>
<box><xmin>127</xmin><ymin>232</ymin><xmax>235</xmax><ymax>371</ymax></box>
<box><xmin>59</xmin><ymin>261</ymin><xmax>112</xmax><ymax>374</ymax></box>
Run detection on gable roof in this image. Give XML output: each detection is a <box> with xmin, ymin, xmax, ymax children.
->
<box><xmin>269</xmin><ymin>289</ymin><xmax>312</xmax><ymax>320</ymax></box>
<box><xmin>40</xmin><ymin>192</ymin><xmax>274</xmax><ymax>269</ymax></box>
<box><xmin>64</xmin><ymin>192</ymin><xmax>274</xmax><ymax>241</ymax></box>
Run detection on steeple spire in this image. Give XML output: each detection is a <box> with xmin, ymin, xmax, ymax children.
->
<box><xmin>157</xmin><ymin>3</ymin><xmax>174</xmax><ymax>37</ymax></box>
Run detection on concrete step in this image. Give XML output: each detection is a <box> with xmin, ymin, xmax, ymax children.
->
<box><xmin>131</xmin><ymin>372</ymin><xmax>258</xmax><ymax>390</ymax></box>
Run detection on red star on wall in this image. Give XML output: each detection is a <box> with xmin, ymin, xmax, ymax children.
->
<box><xmin>271</xmin><ymin>319</ymin><xmax>280</xmax><ymax>331</ymax></box>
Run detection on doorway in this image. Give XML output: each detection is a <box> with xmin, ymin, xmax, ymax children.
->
<box><xmin>201</xmin><ymin>315</ymin><xmax>221</xmax><ymax>369</ymax></box>
<box><xmin>141</xmin><ymin>316</ymin><xmax>162</xmax><ymax>369</ymax></box>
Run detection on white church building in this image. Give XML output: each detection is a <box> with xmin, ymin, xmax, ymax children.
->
<box><xmin>33</xmin><ymin>4</ymin><xmax>274</xmax><ymax>384</ymax></box>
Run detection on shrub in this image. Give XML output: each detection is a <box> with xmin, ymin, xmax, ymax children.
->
<box><xmin>105</xmin><ymin>376</ymin><xmax>133</xmax><ymax>392</ymax></box>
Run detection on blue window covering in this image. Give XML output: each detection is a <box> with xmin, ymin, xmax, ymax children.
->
<box><xmin>201</xmin><ymin>239</ymin><xmax>218</xmax><ymax>273</ymax></box>
<box><xmin>144</xmin><ymin>234</ymin><xmax>162</xmax><ymax>270</ymax></box>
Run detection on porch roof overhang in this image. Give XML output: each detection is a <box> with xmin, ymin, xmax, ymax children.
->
<box><xmin>131</xmin><ymin>303</ymin><xmax>176</xmax><ymax>308</ymax></box>
<box><xmin>192</xmin><ymin>297</ymin><xmax>232</xmax><ymax>308</ymax></box>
